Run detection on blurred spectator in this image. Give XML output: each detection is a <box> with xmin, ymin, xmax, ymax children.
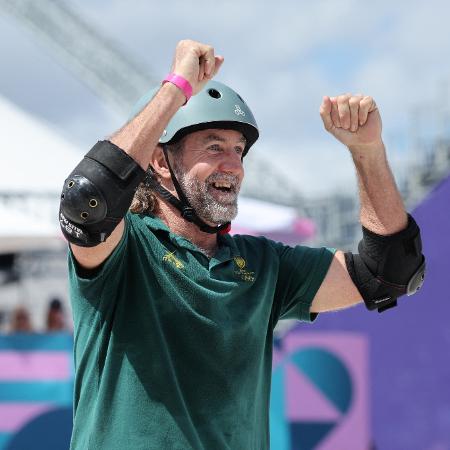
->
<box><xmin>10</xmin><ymin>306</ymin><xmax>33</xmax><ymax>333</ymax></box>
<box><xmin>46</xmin><ymin>297</ymin><xmax>66</xmax><ymax>332</ymax></box>
<box><xmin>0</xmin><ymin>309</ymin><xmax>5</xmax><ymax>332</ymax></box>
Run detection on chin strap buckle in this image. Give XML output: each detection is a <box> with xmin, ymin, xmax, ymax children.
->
<box><xmin>219</xmin><ymin>223</ymin><xmax>231</xmax><ymax>235</ymax></box>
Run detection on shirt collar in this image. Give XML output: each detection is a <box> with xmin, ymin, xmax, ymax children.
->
<box><xmin>137</xmin><ymin>213</ymin><xmax>240</xmax><ymax>263</ymax></box>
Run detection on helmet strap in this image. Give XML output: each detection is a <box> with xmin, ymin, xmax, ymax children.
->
<box><xmin>147</xmin><ymin>147</ymin><xmax>230</xmax><ymax>234</ymax></box>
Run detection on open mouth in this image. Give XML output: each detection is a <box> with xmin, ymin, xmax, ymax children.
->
<box><xmin>210</xmin><ymin>181</ymin><xmax>234</xmax><ymax>193</ymax></box>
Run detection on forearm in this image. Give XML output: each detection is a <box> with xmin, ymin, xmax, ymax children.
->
<box><xmin>350</xmin><ymin>141</ymin><xmax>408</xmax><ymax>235</ymax></box>
<box><xmin>317</xmin><ymin>94</ymin><xmax>425</xmax><ymax>314</ymax></box>
<box><xmin>59</xmin><ymin>82</ymin><xmax>184</xmax><ymax>249</ymax></box>
<box><xmin>59</xmin><ymin>39</ymin><xmax>223</xmax><ymax>252</ymax></box>
<box><xmin>110</xmin><ymin>82</ymin><xmax>185</xmax><ymax>169</ymax></box>
<box><xmin>109</xmin><ymin>40</ymin><xmax>224</xmax><ymax>170</ymax></box>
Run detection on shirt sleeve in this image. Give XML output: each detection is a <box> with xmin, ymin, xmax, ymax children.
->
<box><xmin>68</xmin><ymin>214</ymin><xmax>132</xmax><ymax>326</ymax></box>
<box><xmin>270</xmin><ymin>241</ymin><xmax>335</xmax><ymax>323</ymax></box>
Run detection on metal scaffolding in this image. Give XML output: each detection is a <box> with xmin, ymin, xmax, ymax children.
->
<box><xmin>0</xmin><ymin>0</ymin><xmax>305</xmax><ymax>206</ymax></box>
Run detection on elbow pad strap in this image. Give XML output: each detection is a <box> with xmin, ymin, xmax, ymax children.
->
<box><xmin>345</xmin><ymin>214</ymin><xmax>426</xmax><ymax>313</ymax></box>
<box><xmin>59</xmin><ymin>140</ymin><xmax>146</xmax><ymax>247</ymax></box>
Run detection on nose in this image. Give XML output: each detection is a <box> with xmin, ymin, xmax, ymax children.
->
<box><xmin>218</xmin><ymin>148</ymin><xmax>244</xmax><ymax>176</ymax></box>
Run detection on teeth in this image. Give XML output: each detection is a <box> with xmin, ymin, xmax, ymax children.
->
<box><xmin>213</xmin><ymin>181</ymin><xmax>231</xmax><ymax>189</ymax></box>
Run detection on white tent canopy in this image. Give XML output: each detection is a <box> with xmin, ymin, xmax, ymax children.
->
<box><xmin>234</xmin><ymin>197</ymin><xmax>299</xmax><ymax>231</ymax></box>
<box><xmin>0</xmin><ymin>203</ymin><xmax>64</xmax><ymax>253</ymax></box>
<box><xmin>232</xmin><ymin>197</ymin><xmax>315</xmax><ymax>244</ymax></box>
<box><xmin>0</xmin><ymin>96</ymin><xmax>83</xmax><ymax>252</ymax></box>
<box><xmin>1</xmin><ymin>96</ymin><xmax>82</xmax><ymax>192</ymax></box>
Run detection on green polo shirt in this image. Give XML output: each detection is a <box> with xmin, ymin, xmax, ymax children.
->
<box><xmin>69</xmin><ymin>212</ymin><xmax>334</xmax><ymax>450</ymax></box>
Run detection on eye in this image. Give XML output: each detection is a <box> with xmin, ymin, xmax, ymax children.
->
<box><xmin>235</xmin><ymin>146</ymin><xmax>244</xmax><ymax>156</ymax></box>
<box><xmin>208</xmin><ymin>144</ymin><xmax>222</xmax><ymax>152</ymax></box>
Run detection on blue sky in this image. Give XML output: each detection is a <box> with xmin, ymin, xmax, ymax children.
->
<box><xmin>1</xmin><ymin>0</ymin><xmax>449</xmax><ymax>195</ymax></box>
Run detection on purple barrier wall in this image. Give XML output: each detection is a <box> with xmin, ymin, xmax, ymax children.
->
<box><xmin>301</xmin><ymin>175</ymin><xmax>450</xmax><ymax>449</ymax></box>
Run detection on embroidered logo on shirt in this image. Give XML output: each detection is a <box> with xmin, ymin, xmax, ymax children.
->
<box><xmin>233</xmin><ymin>256</ymin><xmax>255</xmax><ymax>282</ymax></box>
<box><xmin>234</xmin><ymin>256</ymin><xmax>246</xmax><ymax>269</ymax></box>
<box><xmin>163</xmin><ymin>251</ymin><xmax>184</xmax><ymax>270</ymax></box>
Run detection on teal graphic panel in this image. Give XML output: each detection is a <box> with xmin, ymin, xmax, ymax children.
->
<box><xmin>270</xmin><ymin>332</ymin><xmax>369</xmax><ymax>450</ymax></box>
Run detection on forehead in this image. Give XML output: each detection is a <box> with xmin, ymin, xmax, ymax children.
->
<box><xmin>183</xmin><ymin>128</ymin><xmax>246</xmax><ymax>146</ymax></box>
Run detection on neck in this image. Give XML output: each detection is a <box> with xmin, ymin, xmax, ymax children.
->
<box><xmin>155</xmin><ymin>198</ymin><xmax>219</xmax><ymax>258</ymax></box>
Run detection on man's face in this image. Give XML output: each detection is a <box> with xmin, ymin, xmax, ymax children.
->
<box><xmin>171</xmin><ymin>129</ymin><xmax>246</xmax><ymax>225</ymax></box>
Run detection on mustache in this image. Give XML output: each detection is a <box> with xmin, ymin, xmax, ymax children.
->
<box><xmin>205</xmin><ymin>173</ymin><xmax>241</xmax><ymax>192</ymax></box>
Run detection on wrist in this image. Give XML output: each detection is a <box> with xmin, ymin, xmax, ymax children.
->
<box><xmin>162</xmin><ymin>73</ymin><xmax>193</xmax><ymax>105</ymax></box>
<box><xmin>347</xmin><ymin>139</ymin><xmax>384</xmax><ymax>155</ymax></box>
<box><xmin>348</xmin><ymin>140</ymin><xmax>386</xmax><ymax>165</ymax></box>
<box><xmin>159</xmin><ymin>82</ymin><xmax>186</xmax><ymax>108</ymax></box>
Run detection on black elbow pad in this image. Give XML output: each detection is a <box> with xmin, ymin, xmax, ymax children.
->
<box><xmin>59</xmin><ymin>140</ymin><xmax>146</xmax><ymax>247</ymax></box>
<box><xmin>345</xmin><ymin>214</ymin><xmax>426</xmax><ymax>313</ymax></box>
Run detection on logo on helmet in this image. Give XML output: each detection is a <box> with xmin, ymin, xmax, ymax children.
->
<box><xmin>234</xmin><ymin>105</ymin><xmax>245</xmax><ymax>116</ymax></box>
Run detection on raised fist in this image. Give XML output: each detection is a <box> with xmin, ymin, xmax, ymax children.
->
<box><xmin>320</xmin><ymin>94</ymin><xmax>382</xmax><ymax>149</ymax></box>
<box><xmin>170</xmin><ymin>40</ymin><xmax>224</xmax><ymax>96</ymax></box>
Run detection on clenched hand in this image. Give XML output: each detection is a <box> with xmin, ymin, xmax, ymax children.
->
<box><xmin>320</xmin><ymin>94</ymin><xmax>382</xmax><ymax>150</ymax></box>
<box><xmin>170</xmin><ymin>40</ymin><xmax>224</xmax><ymax>96</ymax></box>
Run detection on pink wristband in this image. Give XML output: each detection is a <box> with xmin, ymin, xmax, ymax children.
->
<box><xmin>162</xmin><ymin>73</ymin><xmax>193</xmax><ymax>105</ymax></box>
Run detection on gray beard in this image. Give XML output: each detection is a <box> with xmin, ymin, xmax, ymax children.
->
<box><xmin>174</xmin><ymin>169</ymin><xmax>240</xmax><ymax>225</ymax></box>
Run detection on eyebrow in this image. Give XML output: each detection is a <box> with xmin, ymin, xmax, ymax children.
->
<box><xmin>202</xmin><ymin>133</ymin><xmax>247</xmax><ymax>145</ymax></box>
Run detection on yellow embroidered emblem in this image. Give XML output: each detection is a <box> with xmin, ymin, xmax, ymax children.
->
<box><xmin>233</xmin><ymin>256</ymin><xmax>255</xmax><ymax>282</ymax></box>
<box><xmin>234</xmin><ymin>256</ymin><xmax>246</xmax><ymax>269</ymax></box>
<box><xmin>163</xmin><ymin>251</ymin><xmax>184</xmax><ymax>270</ymax></box>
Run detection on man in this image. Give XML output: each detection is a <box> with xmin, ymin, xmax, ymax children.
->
<box><xmin>59</xmin><ymin>40</ymin><xmax>425</xmax><ymax>449</ymax></box>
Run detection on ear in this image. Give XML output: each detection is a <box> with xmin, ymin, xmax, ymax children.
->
<box><xmin>150</xmin><ymin>145</ymin><xmax>172</xmax><ymax>181</ymax></box>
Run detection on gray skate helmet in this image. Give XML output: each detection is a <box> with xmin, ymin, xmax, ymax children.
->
<box><xmin>130</xmin><ymin>80</ymin><xmax>259</xmax><ymax>156</ymax></box>
<box><xmin>129</xmin><ymin>80</ymin><xmax>258</xmax><ymax>234</ymax></box>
